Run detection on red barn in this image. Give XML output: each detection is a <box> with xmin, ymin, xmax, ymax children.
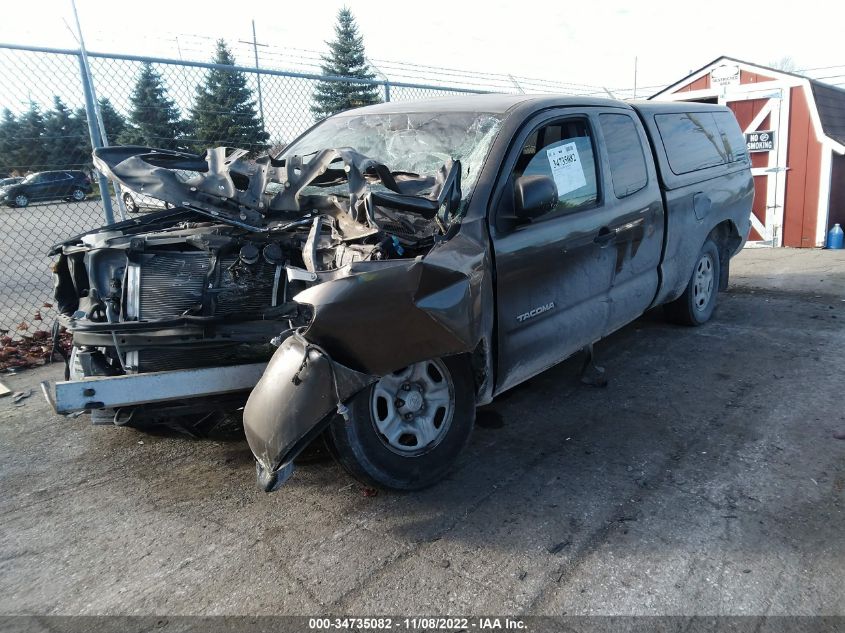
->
<box><xmin>651</xmin><ymin>56</ymin><xmax>845</xmax><ymax>247</ymax></box>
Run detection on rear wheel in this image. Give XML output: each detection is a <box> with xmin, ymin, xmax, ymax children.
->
<box><xmin>328</xmin><ymin>356</ymin><xmax>475</xmax><ymax>490</ymax></box>
<box><xmin>71</xmin><ymin>187</ymin><xmax>85</xmax><ymax>201</ymax></box>
<box><xmin>665</xmin><ymin>239</ymin><xmax>721</xmax><ymax>326</ymax></box>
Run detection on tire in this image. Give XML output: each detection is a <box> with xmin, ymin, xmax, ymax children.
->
<box><xmin>665</xmin><ymin>239</ymin><xmax>721</xmax><ymax>326</ymax></box>
<box><xmin>13</xmin><ymin>193</ymin><xmax>28</xmax><ymax>208</ymax></box>
<box><xmin>123</xmin><ymin>193</ymin><xmax>138</xmax><ymax>213</ymax></box>
<box><xmin>327</xmin><ymin>355</ymin><xmax>475</xmax><ymax>490</ymax></box>
<box><xmin>71</xmin><ymin>187</ymin><xmax>85</xmax><ymax>202</ymax></box>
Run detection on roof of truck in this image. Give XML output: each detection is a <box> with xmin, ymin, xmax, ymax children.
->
<box><xmin>346</xmin><ymin>93</ymin><xmax>732</xmax><ymax>120</ymax></box>
<box><xmin>346</xmin><ymin>93</ymin><xmax>629</xmax><ymax>115</ymax></box>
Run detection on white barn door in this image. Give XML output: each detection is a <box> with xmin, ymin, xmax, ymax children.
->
<box><xmin>721</xmin><ymin>87</ymin><xmax>791</xmax><ymax>247</ymax></box>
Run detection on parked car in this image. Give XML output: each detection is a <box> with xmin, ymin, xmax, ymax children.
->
<box><xmin>45</xmin><ymin>95</ymin><xmax>752</xmax><ymax>492</ymax></box>
<box><xmin>0</xmin><ymin>170</ymin><xmax>92</xmax><ymax>207</ymax></box>
<box><xmin>120</xmin><ymin>187</ymin><xmax>171</xmax><ymax>213</ymax></box>
<box><xmin>0</xmin><ymin>176</ymin><xmax>23</xmax><ymax>188</ymax></box>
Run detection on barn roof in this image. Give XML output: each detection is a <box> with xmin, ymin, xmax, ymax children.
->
<box><xmin>810</xmin><ymin>81</ymin><xmax>845</xmax><ymax>147</ymax></box>
<box><xmin>651</xmin><ymin>56</ymin><xmax>845</xmax><ymax>153</ymax></box>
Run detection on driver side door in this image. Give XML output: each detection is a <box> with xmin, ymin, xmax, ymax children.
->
<box><xmin>27</xmin><ymin>174</ymin><xmax>51</xmax><ymax>200</ymax></box>
<box><xmin>51</xmin><ymin>172</ymin><xmax>74</xmax><ymax>198</ymax></box>
<box><xmin>490</xmin><ymin>109</ymin><xmax>618</xmax><ymax>394</ymax></box>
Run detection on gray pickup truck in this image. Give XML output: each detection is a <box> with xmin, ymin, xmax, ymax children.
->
<box><xmin>46</xmin><ymin>95</ymin><xmax>753</xmax><ymax>492</ymax></box>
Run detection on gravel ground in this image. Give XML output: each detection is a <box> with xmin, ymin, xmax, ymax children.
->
<box><xmin>0</xmin><ymin>248</ymin><xmax>843</xmax><ymax>617</ymax></box>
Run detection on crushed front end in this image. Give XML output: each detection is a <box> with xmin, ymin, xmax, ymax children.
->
<box><xmin>49</xmin><ymin>108</ymin><xmax>502</xmax><ymax>483</ymax></box>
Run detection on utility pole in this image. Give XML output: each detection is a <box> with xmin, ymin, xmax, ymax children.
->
<box><xmin>508</xmin><ymin>74</ymin><xmax>525</xmax><ymax>94</ymax></box>
<box><xmin>367</xmin><ymin>59</ymin><xmax>391</xmax><ymax>102</ymax></box>
<box><xmin>633</xmin><ymin>56</ymin><xmax>638</xmax><ymax>99</ymax></box>
<box><xmin>239</xmin><ymin>20</ymin><xmax>267</xmax><ymax>130</ymax></box>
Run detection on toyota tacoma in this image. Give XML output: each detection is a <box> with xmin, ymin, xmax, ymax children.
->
<box><xmin>45</xmin><ymin>95</ymin><xmax>753</xmax><ymax>491</ymax></box>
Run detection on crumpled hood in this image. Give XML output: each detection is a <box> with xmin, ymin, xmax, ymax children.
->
<box><xmin>93</xmin><ymin>145</ymin><xmax>461</xmax><ymax>234</ymax></box>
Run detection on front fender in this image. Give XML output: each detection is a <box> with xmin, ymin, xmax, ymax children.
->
<box><xmin>294</xmin><ymin>259</ymin><xmax>476</xmax><ymax>375</ymax></box>
<box><xmin>243</xmin><ymin>334</ymin><xmax>376</xmax><ymax>491</ymax></box>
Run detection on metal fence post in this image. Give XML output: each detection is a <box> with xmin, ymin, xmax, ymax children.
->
<box><xmin>252</xmin><ymin>20</ymin><xmax>266</xmax><ymax>129</ymax></box>
<box><xmin>384</xmin><ymin>81</ymin><xmax>391</xmax><ymax>102</ymax></box>
<box><xmin>77</xmin><ymin>53</ymin><xmax>115</xmax><ymax>225</ymax></box>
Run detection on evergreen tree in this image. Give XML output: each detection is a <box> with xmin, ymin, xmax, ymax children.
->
<box><xmin>71</xmin><ymin>107</ymin><xmax>95</xmax><ymax>167</ymax></box>
<box><xmin>188</xmin><ymin>39</ymin><xmax>268</xmax><ymax>152</ymax></box>
<box><xmin>43</xmin><ymin>96</ymin><xmax>88</xmax><ymax>169</ymax></box>
<box><xmin>119</xmin><ymin>62</ymin><xmax>184</xmax><ymax>149</ymax></box>
<box><xmin>311</xmin><ymin>7</ymin><xmax>381</xmax><ymax>120</ymax></box>
<box><xmin>0</xmin><ymin>109</ymin><xmax>21</xmax><ymax>175</ymax></box>
<box><xmin>70</xmin><ymin>99</ymin><xmax>127</xmax><ymax>163</ymax></box>
<box><xmin>97</xmin><ymin>97</ymin><xmax>127</xmax><ymax>143</ymax></box>
<box><xmin>16</xmin><ymin>101</ymin><xmax>47</xmax><ymax>172</ymax></box>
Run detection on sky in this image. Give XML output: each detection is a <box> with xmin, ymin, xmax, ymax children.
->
<box><xmin>1</xmin><ymin>0</ymin><xmax>843</xmax><ymax>94</ymax></box>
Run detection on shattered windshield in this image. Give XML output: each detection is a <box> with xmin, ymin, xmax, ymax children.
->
<box><xmin>280</xmin><ymin>111</ymin><xmax>503</xmax><ymax>199</ymax></box>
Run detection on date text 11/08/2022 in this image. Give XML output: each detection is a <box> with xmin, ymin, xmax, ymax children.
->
<box><xmin>307</xmin><ymin>617</ymin><xmax>527</xmax><ymax>630</ymax></box>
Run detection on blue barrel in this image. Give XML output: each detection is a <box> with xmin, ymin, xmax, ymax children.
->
<box><xmin>827</xmin><ymin>223</ymin><xmax>844</xmax><ymax>249</ymax></box>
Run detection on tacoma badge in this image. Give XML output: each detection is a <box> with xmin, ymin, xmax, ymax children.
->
<box><xmin>517</xmin><ymin>302</ymin><xmax>555</xmax><ymax>323</ymax></box>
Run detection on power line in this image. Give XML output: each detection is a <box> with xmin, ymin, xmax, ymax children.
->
<box><xmin>8</xmin><ymin>25</ymin><xmax>667</xmax><ymax>96</ymax></box>
<box><xmin>82</xmin><ymin>28</ymin><xmax>639</xmax><ymax>95</ymax></box>
<box><xmin>796</xmin><ymin>63</ymin><xmax>845</xmax><ymax>73</ymax></box>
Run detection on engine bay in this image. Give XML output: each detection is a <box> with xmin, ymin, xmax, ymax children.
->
<box><xmin>50</xmin><ymin>143</ymin><xmax>464</xmax><ymax>381</ymax></box>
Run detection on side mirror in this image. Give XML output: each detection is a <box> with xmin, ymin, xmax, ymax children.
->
<box><xmin>514</xmin><ymin>175</ymin><xmax>558</xmax><ymax>220</ymax></box>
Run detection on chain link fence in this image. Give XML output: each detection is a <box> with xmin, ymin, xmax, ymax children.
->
<box><xmin>0</xmin><ymin>44</ymin><xmax>488</xmax><ymax>340</ymax></box>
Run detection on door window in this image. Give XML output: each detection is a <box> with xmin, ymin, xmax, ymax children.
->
<box><xmin>712</xmin><ymin>111</ymin><xmax>748</xmax><ymax>163</ymax></box>
<box><xmin>599</xmin><ymin>114</ymin><xmax>648</xmax><ymax>199</ymax></box>
<box><xmin>654</xmin><ymin>112</ymin><xmax>747</xmax><ymax>175</ymax></box>
<box><xmin>514</xmin><ymin>119</ymin><xmax>599</xmax><ymax>217</ymax></box>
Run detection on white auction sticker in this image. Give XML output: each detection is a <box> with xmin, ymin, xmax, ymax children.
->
<box><xmin>546</xmin><ymin>142</ymin><xmax>586</xmax><ymax>196</ymax></box>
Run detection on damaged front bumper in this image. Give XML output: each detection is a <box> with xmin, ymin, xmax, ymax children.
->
<box><xmin>245</xmin><ymin>333</ymin><xmax>376</xmax><ymax>491</ymax></box>
<box><xmin>42</xmin><ymin>363</ymin><xmax>268</xmax><ymax>415</ymax></box>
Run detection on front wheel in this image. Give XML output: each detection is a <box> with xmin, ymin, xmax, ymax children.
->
<box><xmin>71</xmin><ymin>187</ymin><xmax>85</xmax><ymax>201</ymax></box>
<box><xmin>13</xmin><ymin>193</ymin><xmax>28</xmax><ymax>208</ymax></box>
<box><xmin>665</xmin><ymin>239</ymin><xmax>721</xmax><ymax>326</ymax></box>
<box><xmin>327</xmin><ymin>356</ymin><xmax>475</xmax><ymax>490</ymax></box>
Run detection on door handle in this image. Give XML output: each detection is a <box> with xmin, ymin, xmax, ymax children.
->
<box><xmin>614</xmin><ymin>217</ymin><xmax>645</xmax><ymax>234</ymax></box>
<box><xmin>594</xmin><ymin>227</ymin><xmax>616</xmax><ymax>246</ymax></box>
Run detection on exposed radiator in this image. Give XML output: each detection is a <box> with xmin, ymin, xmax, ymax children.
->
<box><xmin>138</xmin><ymin>252</ymin><xmax>209</xmax><ymax>320</ymax></box>
<box><xmin>137</xmin><ymin>346</ymin><xmax>253</xmax><ymax>372</ymax></box>
<box><xmin>136</xmin><ymin>252</ymin><xmax>279</xmax><ymax>320</ymax></box>
<box><xmin>132</xmin><ymin>251</ymin><xmax>281</xmax><ymax>373</ymax></box>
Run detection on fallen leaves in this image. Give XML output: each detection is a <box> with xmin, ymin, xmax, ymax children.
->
<box><xmin>0</xmin><ymin>327</ymin><xmax>71</xmax><ymax>373</ymax></box>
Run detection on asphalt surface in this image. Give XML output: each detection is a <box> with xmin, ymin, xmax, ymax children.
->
<box><xmin>0</xmin><ymin>249</ymin><xmax>843</xmax><ymax>616</ymax></box>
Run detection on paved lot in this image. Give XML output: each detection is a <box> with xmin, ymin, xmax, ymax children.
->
<box><xmin>0</xmin><ymin>198</ymin><xmax>115</xmax><ymax>333</ymax></box>
<box><xmin>0</xmin><ymin>249</ymin><xmax>843</xmax><ymax>616</ymax></box>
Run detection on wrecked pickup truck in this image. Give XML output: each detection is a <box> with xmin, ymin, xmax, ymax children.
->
<box><xmin>44</xmin><ymin>95</ymin><xmax>752</xmax><ymax>491</ymax></box>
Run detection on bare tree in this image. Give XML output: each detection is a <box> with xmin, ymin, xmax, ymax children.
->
<box><xmin>768</xmin><ymin>56</ymin><xmax>797</xmax><ymax>73</ymax></box>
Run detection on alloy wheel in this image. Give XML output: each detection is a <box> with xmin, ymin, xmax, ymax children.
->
<box><xmin>370</xmin><ymin>358</ymin><xmax>455</xmax><ymax>456</ymax></box>
<box><xmin>692</xmin><ymin>253</ymin><xmax>714</xmax><ymax>311</ymax></box>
